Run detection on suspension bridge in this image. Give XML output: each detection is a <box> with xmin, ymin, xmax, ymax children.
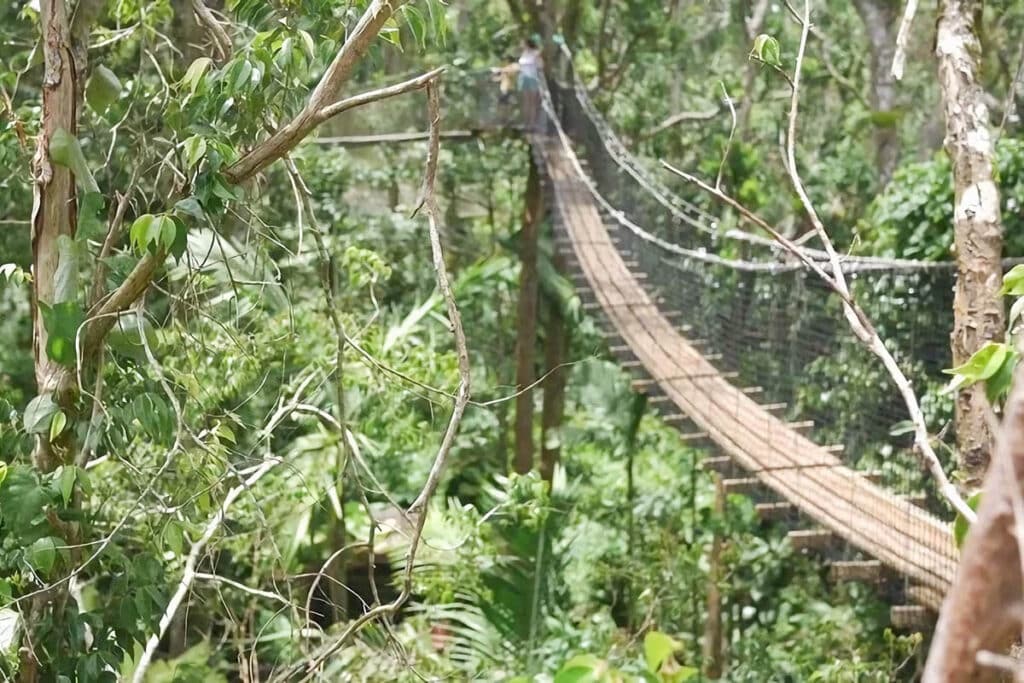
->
<box><xmin>324</xmin><ymin>63</ymin><xmax>967</xmax><ymax>625</ymax></box>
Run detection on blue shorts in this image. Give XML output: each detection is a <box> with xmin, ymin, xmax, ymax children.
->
<box><xmin>518</xmin><ymin>74</ymin><xmax>539</xmax><ymax>92</ymax></box>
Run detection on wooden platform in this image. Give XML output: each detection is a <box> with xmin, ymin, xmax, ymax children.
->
<box><xmin>538</xmin><ymin>136</ymin><xmax>958</xmax><ymax>610</ymax></box>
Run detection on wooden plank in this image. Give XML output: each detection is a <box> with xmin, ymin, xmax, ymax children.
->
<box><xmin>756</xmin><ymin>502</ymin><xmax>796</xmax><ymax>522</ymax></box>
<box><xmin>722</xmin><ymin>477</ymin><xmax>761</xmax><ymax>495</ymax></box>
<box><xmin>787</xmin><ymin>529</ymin><xmax>836</xmax><ymax>552</ymax></box>
<box><xmin>830</xmin><ymin>560</ymin><xmax>883</xmax><ymax>583</ymax></box>
<box><xmin>890</xmin><ymin>605</ymin><xmax>934</xmax><ymax>632</ymax></box>
<box><xmin>701</xmin><ymin>456</ymin><xmax>733</xmax><ymax>474</ymax></box>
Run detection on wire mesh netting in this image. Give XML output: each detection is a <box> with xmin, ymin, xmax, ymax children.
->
<box><xmin>537</xmin><ymin>55</ymin><xmax>966</xmax><ymax>601</ymax></box>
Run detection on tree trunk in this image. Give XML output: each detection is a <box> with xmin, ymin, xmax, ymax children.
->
<box><xmin>702</xmin><ymin>474</ymin><xmax>725</xmax><ymax>679</ymax></box>
<box><xmin>539</xmin><ymin>287</ymin><xmax>568</xmax><ymax>482</ymax></box>
<box><xmin>513</xmin><ymin>158</ymin><xmax>543</xmax><ymax>474</ymax></box>
<box><xmin>923</xmin><ymin>363</ymin><xmax>1024</xmax><ymax>681</ymax></box>
<box><xmin>538</xmin><ymin>230</ymin><xmax>571</xmax><ymax>482</ymax></box>
<box><xmin>853</xmin><ymin>0</ymin><xmax>901</xmax><ymax>186</ymax></box>
<box><xmin>31</xmin><ymin>0</ymin><xmax>80</xmax><ymax>474</ymax></box>
<box><xmin>937</xmin><ymin>0</ymin><xmax>1005</xmax><ymax>490</ymax></box>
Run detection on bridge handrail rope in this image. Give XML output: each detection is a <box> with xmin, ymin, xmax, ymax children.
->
<box><xmin>552</xmin><ymin>44</ymin><xmax>1022</xmax><ymax>274</ymax></box>
<box><xmin>538</xmin><ymin>76</ymin><xmax>820</xmax><ymax>273</ymax></box>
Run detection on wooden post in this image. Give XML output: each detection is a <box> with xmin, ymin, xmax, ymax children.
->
<box><xmin>703</xmin><ymin>474</ymin><xmax>725</xmax><ymax>679</ymax></box>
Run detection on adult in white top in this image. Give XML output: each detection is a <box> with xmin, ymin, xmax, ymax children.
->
<box><xmin>517</xmin><ymin>38</ymin><xmax>543</xmax><ymax>130</ymax></box>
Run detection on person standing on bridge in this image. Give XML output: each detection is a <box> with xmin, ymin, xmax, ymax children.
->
<box><xmin>517</xmin><ymin>36</ymin><xmax>543</xmax><ymax>131</ymax></box>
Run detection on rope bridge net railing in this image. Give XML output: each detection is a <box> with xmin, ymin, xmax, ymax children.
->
<box><xmin>540</xmin><ymin>62</ymin><xmax>965</xmax><ymax>558</ymax></box>
<box><xmin>534</xmin><ymin>107</ymin><xmax>957</xmax><ymax>602</ymax></box>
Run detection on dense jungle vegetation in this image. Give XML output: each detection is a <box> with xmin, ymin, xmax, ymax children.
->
<box><xmin>2</xmin><ymin>0</ymin><xmax>1024</xmax><ymax>680</ymax></box>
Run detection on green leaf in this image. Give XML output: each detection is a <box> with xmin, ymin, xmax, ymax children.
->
<box><xmin>985</xmin><ymin>350</ymin><xmax>1018</xmax><ymax>403</ymax></box>
<box><xmin>953</xmin><ymin>492</ymin><xmax>983</xmax><ymax>548</ymax></box>
<box><xmin>174</xmin><ymin>197</ymin><xmax>205</xmax><ymax>222</ymax></box>
<box><xmin>554</xmin><ymin>655</ymin><xmax>601</xmax><ymax>683</ymax></box>
<box><xmin>183</xmin><ymin>136</ymin><xmax>207</xmax><ymax>171</ymax></box>
<box><xmin>162</xmin><ymin>520</ymin><xmax>184</xmax><ymax>555</ymax></box>
<box><xmin>129</xmin><ymin>214</ymin><xmax>171</xmax><ymax>254</ymax></box>
<box><xmin>0</xmin><ymin>462</ymin><xmax>8</xmax><ymax>490</ymax></box>
<box><xmin>53</xmin><ymin>234</ymin><xmax>80</xmax><ymax>303</ymax></box>
<box><xmin>130</xmin><ymin>392</ymin><xmax>176</xmax><ymax>443</ymax></box>
<box><xmin>156</xmin><ymin>215</ymin><xmax>178</xmax><ymax>251</ymax></box>
<box><xmin>24</xmin><ymin>394</ymin><xmax>59</xmax><ymax>435</ymax></box>
<box><xmin>232</xmin><ymin>60</ymin><xmax>253</xmax><ymax>91</ymax></box>
<box><xmin>0</xmin><ymin>263</ymin><xmax>29</xmax><ymax>285</ymax></box>
<box><xmin>85</xmin><ymin>65</ymin><xmax>122</xmax><ymax>111</ymax></box>
<box><xmin>28</xmin><ymin>537</ymin><xmax>58</xmax><ymax>574</ymax></box>
<box><xmin>644</xmin><ymin>631</ymin><xmax>679</xmax><ymax>672</ymax></box>
<box><xmin>57</xmin><ymin>465</ymin><xmax>77</xmax><ymax>504</ymax></box>
<box><xmin>944</xmin><ymin>342</ymin><xmax>1012</xmax><ymax>383</ymax></box>
<box><xmin>77</xmin><ymin>191</ymin><xmax>106</xmax><ymax>243</ymax></box>
<box><xmin>180</xmin><ymin>57</ymin><xmax>213</xmax><ymax>92</ymax></box>
<box><xmin>40</xmin><ymin>300</ymin><xmax>85</xmax><ymax>366</ymax></box>
<box><xmin>49</xmin><ymin>410</ymin><xmax>67</xmax><ymax>443</ymax></box>
<box><xmin>1001</xmin><ymin>264</ymin><xmax>1024</xmax><ymax>296</ymax></box>
<box><xmin>49</xmin><ymin>128</ymin><xmax>100</xmax><ymax>193</ymax></box>
<box><xmin>297</xmin><ymin>29</ymin><xmax>316</xmax><ymax>59</ymax></box>
<box><xmin>750</xmin><ymin>34</ymin><xmax>781</xmax><ymax>68</ymax></box>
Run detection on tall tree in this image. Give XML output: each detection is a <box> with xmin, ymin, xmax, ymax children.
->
<box><xmin>852</xmin><ymin>0</ymin><xmax>901</xmax><ymax>185</ymax></box>
<box><xmin>514</xmin><ymin>158</ymin><xmax>544</xmax><ymax>474</ymax></box>
<box><xmin>936</xmin><ymin>0</ymin><xmax>1005</xmax><ymax>489</ymax></box>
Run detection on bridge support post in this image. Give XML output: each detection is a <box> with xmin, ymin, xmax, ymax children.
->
<box><xmin>703</xmin><ymin>474</ymin><xmax>726</xmax><ymax>679</ymax></box>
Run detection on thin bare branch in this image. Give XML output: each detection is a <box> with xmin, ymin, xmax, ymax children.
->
<box><xmin>281</xmin><ymin>78</ymin><xmax>472</xmax><ymax>682</ymax></box>
<box><xmin>891</xmin><ymin>0</ymin><xmax>919</xmax><ymax>80</ymax></box>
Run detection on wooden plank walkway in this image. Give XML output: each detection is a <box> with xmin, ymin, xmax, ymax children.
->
<box><xmin>537</xmin><ymin>137</ymin><xmax>958</xmax><ymax>609</ymax></box>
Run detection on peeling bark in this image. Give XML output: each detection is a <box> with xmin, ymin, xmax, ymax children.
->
<box><xmin>852</xmin><ymin>0</ymin><xmax>901</xmax><ymax>185</ymax></box>
<box><xmin>513</xmin><ymin>158</ymin><xmax>543</xmax><ymax>474</ymax></box>
<box><xmin>936</xmin><ymin>0</ymin><xmax>1005</xmax><ymax>489</ymax></box>
<box><xmin>31</xmin><ymin>0</ymin><xmax>79</xmax><ymax>473</ymax></box>
<box><xmin>923</xmin><ymin>364</ymin><xmax>1024</xmax><ymax>681</ymax></box>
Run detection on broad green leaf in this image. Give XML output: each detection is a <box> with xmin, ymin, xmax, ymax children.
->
<box><xmin>954</xmin><ymin>492</ymin><xmax>983</xmax><ymax>548</ymax></box>
<box><xmin>40</xmin><ymin>300</ymin><xmax>84</xmax><ymax>366</ymax></box>
<box><xmin>1001</xmin><ymin>264</ymin><xmax>1024</xmax><ymax>296</ymax></box>
<box><xmin>183</xmin><ymin>136</ymin><xmax>207</xmax><ymax>171</ymax></box>
<box><xmin>53</xmin><ymin>234</ymin><xmax>80</xmax><ymax>303</ymax></box>
<box><xmin>644</xmin><ymin>630</ymin><xmax>679</xmax><ymax>673</ymax></box>
<box><xmin>49</xmin><ymin>128</ymin><xmax>100</xmax><ymax>193</ymax></box>
<box><xmin>129</xmin><ymin>214</ymin><xmax>160</xmax><ymax>253</ymax></box>
<box><xmin>232</xmin><ymin>60</ymin><xmax>253</xmax><ymax>91</ymax></box>
<box><xmin>28</xmin><ymin>537</ymin><xmax>58</xmax><ymax>574</ymax></box>
<box><xmin>77</xmin><ymin>191</ymin><xmax>106</xmax><ymax>242</ymax></box>
<box><xmin>0</xmin><ymin>462</ymin><xmax>8</xmax><ymax>490</ymax></box>
<box><xmin>174</xmin><ymin>197</ymin><xmax>205</xmax><ymax>223</ymax></box>
<box><xmin>24</xmin><ymin>394</ymin><xmax>59</xmax><ymax>434</ymax></box>
<box><xmin>49</xmin><ymin>410</ymin><xmax>67</xmax><ymax>443</ymax></box>
<box><xmin>985</xmin><ymin>350</ymin><xmax>1018</xmax><ymax>403</ymax></box>
<box><xmin>0</xmin><ymin>263</ymin><xmax>29</xmax><ymax>285</ymax></box>
<box><xmin>181</xmin><ymin>57</ymin><xmax>213</xmax><ymax>92</ymax></box>
<box><xmin>85</xmin><ymin>65</ymin><xmax>122</xmax><ymax>111</ymax></box>
<box><xmin>945</xmin><ymin>342</ymin><xmax>1011</xmax><ymax>383</ymax></box>
<box><xmin>162</xmin><ymin>520</ymin><xmax>184</xmax><ymax>555</ymax></box>
<box><xmin>750</xmin><ymin>34</ymin><xmax>781</xmax><ymax>67</ymax></box>
<box><xmin>297</xmin><ymin>29</ymin><xmax>316</xmax><ymax>59</ymax></box>
<box><xmin>155</xmin><ymin>215</ymin><xmax>178</xmax><ymax>251</ymax></box>
<box><xmin>554</xmin><ymin>655</ymin><xmax>601</xmax><ymax>683</ymax></box>
<box><xmin>57</xmin><ymin>465</ymin><xmax>77</xmax><ymax>504</ymax></box>
<box><xmin>130</xmin><ymin>392</ymin><xmax>176</xmax><ymax>443</ymax></box>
